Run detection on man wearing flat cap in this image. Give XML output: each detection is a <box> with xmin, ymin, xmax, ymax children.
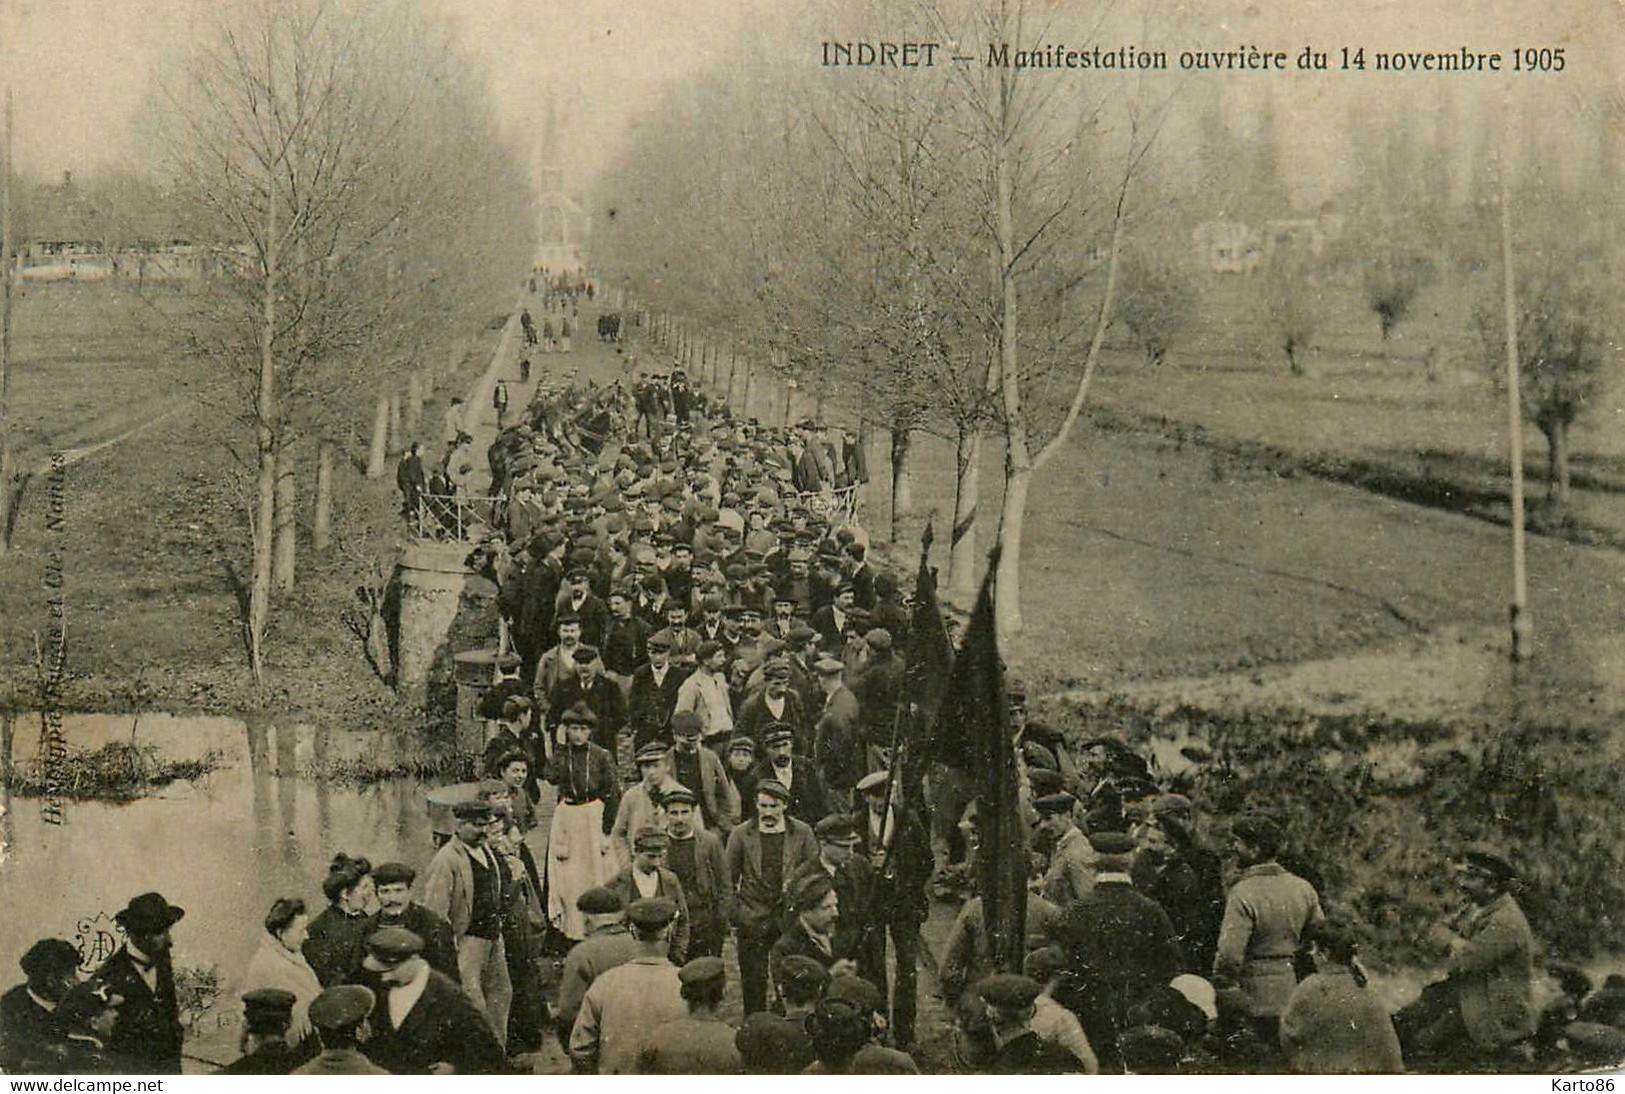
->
<box><xmin>1131</xmin><ymin>793</ymin><xmax>1225</xmax><ymax>976</ymax></box>
<box><xmin>736</xmin><ymin>954</ymin><xmax>826</xmax><ymax>1073</ymax></box>
<box><xmin>221</xmin><ymin>988</ymin><xmax>300</xmax><ymax>1074</ymax></box>
<box><xmin>736</xmin><ymin>658</ymin><xmax>809</xmax><ymax>749</ymax></box>
<box><xmin>1035</xmin><ymin>791</ymin><xmax>1097</xmax><ymax>908</ymax></box>
<box><xmin>727</xmin><ymin>779</ymin><xmax>821</xmax><ymax>1015</ymax></box>
<box><xmin>555</xmin><ymin>888</ymin><xmax>640</xmax><ymax>1043</ymax></box>
<box><xmin>789</xmin><ymin>814</ymin><xmax>883</xmax><ymax>983</ymax></box>
<box><xmin>632</xmin><ymin>957</ymin><xmax>744</xmax><ymax>1073</ymax></box>
<box><xmin>365</xmin><ymin>862</ymin><xmax>460</xmax><ymax>982</ymax></box>
<box><xmin>607</xmin><ymin>828</ymin><xmax>693</xmax><ymax>964</ymax></box>
<box><xmin>611</xmin><ymin>744</ymin><xmax>686</xmax><ymax>865</ymax></box>
<box><xmin>661</xmin><ymin>787</ymin><xmax>734</xmax><ymax>959</ymax></box>
<box><xmin>628</xmin><ymin>630</ymin><xmax>687</xmax><ymax>748</ymax></box>
<box><xmin>1</xmin><ymin>938</ymin><xmax>81</xmax><ymax>1072</ymax></box>
<box><xmin>813</xmin><ymin>656</ymin><xmax>863</xmax><ymax>808</ymax></box>
<box><xmin>1213</xmin><ymin>813</ymin><xmax>1324</xmax><ymax>1042</ymax></box>
<box><xmin>854</xmin><ymin>769</ymin><xmax>932</xmax><ymax>1050</ymax></box>
<box><xmin>360</xmin><ymin>927</ymin><xmax>504</xmax><ymax>1075</ymax></box>
<box><xmin>1395</xmin><ymin>843</ymin><xmax>1536</xmax><ymax>1067</ymax></box>
<box><xmin>292</xmin><ymin>985</ymin><xmax>387</xmax><ymax>1074</ymax></box>
<box><xmin>47</xmin><ymin>978</ymin><xmax>132</xmax><ymax>1075</ymax></box>
<box><xmin>1048</xmin><ymin>830</ymin><xmax>1182</xmax><ymax>1073</ymax></box>
<box><xmin>570</xmin><ymin>898</ymin><xmax>688</xmax><ymax>1073</ymax></box>
<box><xmin>975</xmin><ymin>974</ymin><xmax>1086</xmax><ymax>1074</ymax></box>
<box><xmin>666</xmin><ymin>710</ymin><xmax>741</xmax><ymax>831</ymax></box>
<box><xmin>420</xmin><ymin>799</ymin><xmax>514</xmax><ymax>1050</ymax></box>
<box><xmin>547</xmin><ymin>644</ymin><xmax>627</xmax><ymax>752</ymax></box>
<box><xmin>96</xmin><ymin>891</ymin><xmax>187</xmax><ymax>1073</ymax></box>
<box><xmin>754</xmin><ymin>722</ymin><xmax>828</xmax><ymax>826</ymax></box>
<box><xmin>675</xmin><ymin>639</ymin><xmax>735</xmax><ymax>747</ymax></box>
<box><xmin>771</xmin><ymin>873</ymin><xmax>857</xmax><ymax>998</ymax></box>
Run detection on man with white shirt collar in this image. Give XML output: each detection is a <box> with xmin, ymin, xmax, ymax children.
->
<box><xmin>420</xmin><ymin>799</ymin><xmax>513</xmax><ymax>1051</ymax></box>
<box><xmin>756</xmin><ymin>723</ymin><xmax>828</xmax><ymax>826</ymax></box>
<box><xmin>360</xmin><ymin>927</ymin><xmax>504</xmax><ymax>1075</ymax></box>
<box><xmin>607</xmin><ymin>829</ymin><xmax>693</xmax><ymax>964</ymax></box>
<box><xmin>95</xmin><ymin>892</ymin><xmax>186</xmax><ymax>1073</ymax></box>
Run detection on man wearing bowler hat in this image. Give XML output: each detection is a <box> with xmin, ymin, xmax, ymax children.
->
<box><xmin>1</xmin><ymin>938</ymin><xmax>81</xmax><ymax>1072</ymax></box>
<box><xmin>96</xmin><ymin>891</ymin><xmax>186</xmax><ymax>1073</ymax></box>
<box><xmin>359</xmin><ymin>927</ymin><xmax>503</xmax><ymax>1075</ymax></box>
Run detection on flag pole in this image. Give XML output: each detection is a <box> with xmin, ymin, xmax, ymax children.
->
<box><xmin>877</xmin><ymin>513</ymin><xmax>936</xmax><ymax>881</ymax></box>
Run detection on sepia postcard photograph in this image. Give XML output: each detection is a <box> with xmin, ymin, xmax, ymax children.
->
<box><xmin>0</xmin><ymin>0</ymin><xmax>1622</xmax><ymax>1079</ymax></box>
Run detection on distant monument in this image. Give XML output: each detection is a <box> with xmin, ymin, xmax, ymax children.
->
<box><xmin>533</xmin><ymin>92</ymin><xmax>587</xmax><ymax>273</ymax></box>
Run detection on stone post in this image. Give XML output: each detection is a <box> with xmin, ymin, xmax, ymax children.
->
<box><xmin>395</xmin><ymin>541</ymin><xmax>470</xmax><ymax>705</ymax></box>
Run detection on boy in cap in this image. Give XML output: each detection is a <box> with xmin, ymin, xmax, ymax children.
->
<box><xmin>569</xmin><ymin>899</ymin><xmax>687</xmax><ymax>1074</ymax></box>
<box><xmin>610</xmin><ymin>743</ymin><xmax>683</xmax><ymax>865</ymax></box>
<box><xmin>632</xmin><ymin>957</ymin><xmax>743</xmax><ymax>1074</ymax></box>
<box><xmin>606</xmin><ymin>828</ymin><xmax>692</xmax><ymax>963</ymax></box>
<box><xmin>359</xmin><ymin>927</ymin><xmax>504</xmax><ymax>1075</ymax></box>
<box><xmin>1</xmin><ymin>938</ymin><xmax>80</xmax><ymax>1072</ymax></box>
<box><xmin>293</xmin><ymin>985</ymin><xmax>387</xmax><ymax>1074</ymax></box>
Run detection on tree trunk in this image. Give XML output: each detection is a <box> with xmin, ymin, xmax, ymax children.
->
<box><xmin>889</xmin><ymin>423</ymin><xmax>913</xmax><ymax>543</ymax></box>
<box><xmin>993</xmin><ymin>73</ymin><xmax>1029</xmax><ymax>642</ymax></box>
<box><xmin>740</xmin><ymin>359</ymin><xmax>752</xmax><ymax>418</ymax></box>
<box><xmin>366</xmin><ymin>391</ymin><xmax>388</xmax><ymax>478</ymax></box>
<box><xmin>313</xmin><ymin>443</ymin><xmax>333</xmax><ymax>552</ymax></box>
<box><xmin>1549</xmin><ymin>421</ymin><xmax>1571</xmax><ymax>510</ymax></box>
<box><xmin>249</xmin><ymin>190</ymin><xmax>278</xmax><ymax>686</ymax></box>
<box><xmin>948</xmin><ymin>423</ymin><xmax>982</xmax><ymax>607</ymax></box>
<box><xmin>386</xmin><ymin>391</ymin><xmax>403</xmax><ymax>456</ymax></box>
<box><xmin>273</xmin><ymin>443</ymin><xmax>297</xmax><ymax>592</ymax></box>
<box><xmin>994</xmin><ymin>459</ymin><xmax>1031</xmax><ymax>642</ymax></box>
<box><xmin>405</xmin><ymin>370</ymin><xmax>423</xmax><ymax>436</ymax></box>
<box><xmin>725</xmin><ymin>346</ymin><xmax>737</xmax><ymax>404</ymax></box>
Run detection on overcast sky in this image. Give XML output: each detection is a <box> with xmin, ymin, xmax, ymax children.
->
<box><xmin>2</xmin><ymin>0</ymin><xmax>1619</xmax><ymax>205</ymax></box>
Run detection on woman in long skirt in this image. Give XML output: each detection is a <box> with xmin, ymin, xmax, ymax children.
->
<box><xmin>543</xmin><ymin>707</ymin><xmax>621</xmax><ymax>941</ymax></box>
<box><xmin>559</xmin><ymin>317</ymin><xmax>572</xmax><ymax>354</ymax></box>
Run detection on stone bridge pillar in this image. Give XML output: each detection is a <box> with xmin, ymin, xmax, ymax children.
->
<box><xmin>396</xmin><ymin>542</ymin><xmax>471</xmax><ymax>704</ymax></box>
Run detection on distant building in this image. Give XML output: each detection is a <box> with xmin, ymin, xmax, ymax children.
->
<box><xmin>1192</xmin><ymin>219</ymin><xmax>1262</xmax><ymax>273</ymax></box>
<box><xmin>1192</xmin><ymin>211</ymin><xmax>1345</xmax><ymax>273</ymax></box>
<box><xmin>532</xmin><ymin>93</ymin><xmax>588</xmax><ymax>274</ymax></box>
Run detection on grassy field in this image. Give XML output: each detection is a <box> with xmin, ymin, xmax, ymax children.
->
<box><xmin>0</xmin><ymin>281</ymin><xmax>506</xmax><ymax>723</ymax></box>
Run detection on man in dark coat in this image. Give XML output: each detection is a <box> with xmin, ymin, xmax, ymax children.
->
<box><xmin>627</xmin><ymin>631</ymin><xmax>686</xmax><ymax>747</ymax></box>
<box><xmin>854</xmin><ymin>771</ymin><xmax>932</xmax><ymax>1049</ymax></box>
<box><xmin>977</xmin><ymin>975</ymin><xmax>1086</xmax><ymax>1074</ymax></box>
<box><xmin>726</xmin><ymin>780</ymin><xmax>820</xmax><ymax>1015</ymax></box>
<box><xmin>508</xmin><ymin>535</ymin><xmax>563</xmax><ymax>688</ymax></box>
<box><xmin>366</xmin><ymin>862</ymin><xmax>460</xmax><ymax>981</ymax></box>
<box><xmin>549</xmin><ymin>647</ymin><xmax>628</xmax><ymax>752</ymax></box>
<box><xmin>558</xmin><ymin>566</ymin><xmax>612</xmax><ymax>650</ymax></box>
<box><xmin>1130</xmin><ymin>794</ymin><xmax>1225</xmax><ymax>975</ymax></box>
<box><xmin>754</xmin><ymin>724</ymin><xmax>828</xmax><ymax>827</ymax></box>
<box><xmin>222</xmin><ymin>988</ymin><xmax>302</xmax><ymax>1075</ymax></box>
<box><xmin>396</xmin><ymin>443</ymin><xmax>427</xmax><ymax>522</ymax></box>
<box><xmin>1048</xmin><ymin>831</ymin><xmax>1182</xmax><ymax>1073</ymax></box>
<box><xmin>736</xmin><ymin>660</ymin><xmax>809</xmax><ymax>750</ymax></box>
<box><xmin>812</xmin><ymin>657</ymin><xmax>863</xmax><ymax>808</ymax></box>
<box><xmin>1</xmin><ymin>938</ymin><xmax>81</xmax><ymax>1073</ymax></box>
<box><xmin>789</xmin><ymin>814</ymin><xmax>883</xmax><ymax>988</ymax></box>
<box><xmin>96</xmin><ymin>892</ymin><xmax>187</xmax><ymax>1074</ymax></box>
<box><xmin>360</xmin><ymin>928</ymin><xmax>505</xmax><ymax>1075</ymax></box>
<box><xmin>769</xmin><ymin>873</ymin><xmax>854</xmax><ymax>995</ymax></box>
<box><xmin>851</xmin><ymin>629</ymin><xmax>902</xmax><ymax>750</ymax></box>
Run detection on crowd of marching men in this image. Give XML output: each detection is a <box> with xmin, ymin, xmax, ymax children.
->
<box><xmin>6</xmin><ymin>324</ymin><xmax>1625</xmax><ymax>1076</ymax></box>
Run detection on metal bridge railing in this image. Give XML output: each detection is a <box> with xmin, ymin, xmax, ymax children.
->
<box><xmin>415</xmin><ymin>493</ymin><xmax>507</xmax><ymax>542</ymax></box>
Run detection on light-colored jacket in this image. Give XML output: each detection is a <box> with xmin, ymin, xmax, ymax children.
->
<box><xmin>1214</xmin><ymin>862</ymin><xmax>1325</xmax><ymax>1017</ymax></box>
<box><xmin>420</xmin><ymin>838</ymin><xmax>488</xmax><ymax>938</ymax></box>
<box><xmin>1279</xmin><ymin>966</ymin><xmax>1405</xmax><ymax>1073</ymax></box>
<box><xmin>675</xmin><ymin>669</ymin><xmax>733</xmax><ymax>738</ymax></box>
<box><xmin>569</xmin><ymin>956</ymin><xmax>687</xmax><ymax>1074</ymax></box>
<box><xmin>241</xmin><ymin>933</ymin><xmax>323</xmax><ymax>1046</ymax></box>
<box><xmin>1449</xmin><ymin>893</ymin><xmax>1536</xmax><ymax>1048</ymax></box>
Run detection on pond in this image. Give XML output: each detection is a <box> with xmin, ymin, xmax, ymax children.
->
<box><xmin>0</xmin><ymin>713</ymin><xmax>463</xmax><ymax>1067</ymax></box>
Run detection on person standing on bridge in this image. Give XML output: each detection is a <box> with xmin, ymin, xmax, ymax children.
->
<box><xmin>493</xmin><ymin>380</ymin><xmax>511</xmax><ymax>430</ymax></box>
<box><xmin>397</xmin><ymin>443</ymin><xmax>427</xmax><ymax>523</ymax></box>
